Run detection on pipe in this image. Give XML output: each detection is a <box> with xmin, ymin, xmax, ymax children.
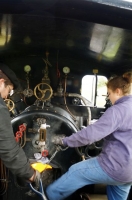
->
<box><xmin>68</xmin><ymin>93</ymin><xmax>92</xmax><ymax>125</ymax></box>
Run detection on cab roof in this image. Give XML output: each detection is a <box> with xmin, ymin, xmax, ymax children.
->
<box><xmin>0</xmin><ymin>0</ymin><xmax>132</xmax><ymax>77</ymax></box>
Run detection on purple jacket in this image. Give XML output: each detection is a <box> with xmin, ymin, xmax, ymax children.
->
<box><xmin>63</xmin><ymin>95</ymin><xmax>132</xmax><ymax>182</ymax></box>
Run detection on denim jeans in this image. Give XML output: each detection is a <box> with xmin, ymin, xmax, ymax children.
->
<box><xmin>46</xmin><ymin>157</ymin><xmax>131</xmax><ymax>200</ymax></box>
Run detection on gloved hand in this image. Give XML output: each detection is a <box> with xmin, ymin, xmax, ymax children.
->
<box><xmin>51</xmin><ymin>135</ymin><xmax>66</xmax><ymax>146</ymax></box>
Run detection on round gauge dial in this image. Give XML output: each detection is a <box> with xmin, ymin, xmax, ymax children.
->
<box><xmin>24</xmin><ymin>65</ymin><xmax>31</xmax><ymax>73</ymax></box>
<box><xmin>63</xmin><ymin>66</ymin><xmax>70</xmax><ymax>74</ymax></box>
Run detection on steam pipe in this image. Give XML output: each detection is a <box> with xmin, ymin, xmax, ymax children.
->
<box><xmin>53</xmin><ymin>91</ymin><xmax>92</xmax><ymax>125</ymax></box>
<box><xmin>67</xmin><ymin>93</ymin><xmax>92</xmax><ymax>125</ymax></box>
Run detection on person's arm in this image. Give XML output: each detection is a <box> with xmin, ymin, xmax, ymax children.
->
<box><xmin>63</xmin><ymin>106</ymin><xmax>120</xmax><ymax>147</ymax></box>
<box><xmin>0</xmin><ymin>103</ymin><xmax>34</xmax><ymax>179</ymax></box>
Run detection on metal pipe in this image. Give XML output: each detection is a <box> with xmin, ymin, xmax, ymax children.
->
<box><xmin>68</xmin><ymin>93</ymin><xmax>92</xmax><ymax>125</ymax></box>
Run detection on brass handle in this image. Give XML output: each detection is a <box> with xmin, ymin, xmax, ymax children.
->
<box><xmin>34</xmin><ymin>83</ymin><xmax>53</xmax><ymax>101</ymax></box>
<box><xmin>4</xmin><ymin>99</ymin><xmax>15</xmax><ymax>111</ymax></box>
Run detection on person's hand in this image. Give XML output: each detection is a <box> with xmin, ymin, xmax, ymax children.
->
<box><xmin>29</xmin><ymin>170</ymin><xmax>40</xmax><ymax>189</ymax></box>
<box><xmin>51</xmin><ymin>135</ymin><xmax>65</xmax><ymax>146</ymax></box>
<box><xmin>26</xmin><ymin>170</ymin><xmax>41</xmax><ymax>197</ymax></box>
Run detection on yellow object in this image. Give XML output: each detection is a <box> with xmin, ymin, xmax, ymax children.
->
<box><xmin>31</xmin><ymin>163</ymin><xmax>52</xmax><ymax>173</ymax></box>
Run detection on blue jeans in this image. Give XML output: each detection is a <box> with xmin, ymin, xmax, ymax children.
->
<box><xmin>46</xmin><ymin>157</ymin><xmax>131</xmax><ymax>200</ymax></box>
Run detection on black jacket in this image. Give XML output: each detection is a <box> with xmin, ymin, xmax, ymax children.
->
<box><xmin>0</xmin><ymin>97</ymin><xmax>34</xmax><ymax>179</ymax></box>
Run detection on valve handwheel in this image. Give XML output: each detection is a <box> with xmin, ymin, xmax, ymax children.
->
<box><xmin>42</xmin><ymin>149</ymin><xmax>49</xmax><ymax>157</ymax></box>
<box><xmin>34</xmin><ymin>83</ymin><xmax>53</xmax><ymax>101</ymax></box>
<box><xmin>4</xmin><ymin>99</ymin><xmax>15</xmax><ymax>111</ymax></box>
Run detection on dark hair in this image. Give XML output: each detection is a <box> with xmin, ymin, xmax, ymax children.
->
<box><xmin>123</xmin><ymin>71</ymin><xmax>132</xmax><ymax>82</ymax></box>
<box><xmin>0</xmin><ymin>70</ymin><xmax>13</xmax><ymax>87</ymax></box>
<box><xmin>0</xmin><ymin>63</ymin><xmax>19</xmax><ymax>89</ymax></box>
<box><xmin>106</xmin><ymin>75</ymin><xmax>131</xmax><ymax>95</ymax></box>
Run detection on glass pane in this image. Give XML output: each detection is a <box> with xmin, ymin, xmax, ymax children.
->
<box><xmin>81</xmin><ymin>75</ymin><xmax>96</xmax><ymax>104</ymax></box>
<box><xmin>81</xmin><ymin>75</ymin><xmax>107</xmax><ymax>107</ymax></box>
<box><xmin>96</xmin><ymin>76</ymin><xmax>107</xmax><ymax>107</ymax></box>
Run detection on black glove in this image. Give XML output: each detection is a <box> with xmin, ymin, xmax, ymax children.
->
<box><xmin>51</xmin><ymin>135</ymin><xmax>65</xmax><ymax>146</ymax></box>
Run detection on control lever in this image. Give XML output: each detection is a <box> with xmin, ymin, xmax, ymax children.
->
<box><xmin>28</xmin><ymin>146</ymin><xmax>68</xmax><ymax>200</ymax></box>
<box><xmin>47</xmin><ymin>145</ymin><xmax>68</xmax><ymax>164</ymax></box>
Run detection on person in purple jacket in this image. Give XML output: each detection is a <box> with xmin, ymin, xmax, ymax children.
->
<box><xmin>46</xmin><ymin>74</ymin><xmax>132</xmax><ymax>200</ymax></box>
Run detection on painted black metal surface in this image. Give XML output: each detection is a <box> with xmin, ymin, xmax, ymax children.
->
<box><xmin>11</xmin><ymin>108</ymin><xmax>80</xmax><ymax>171</ymax></box>
<box><xmin>0</xmin><ymin>0</ymin><xmax>132</xmax><ymax>78</ymax></box>
<box><xmin>1</xmin><ymin>1</ymin><xmax>132</xmax><ymax>199</ymax></box>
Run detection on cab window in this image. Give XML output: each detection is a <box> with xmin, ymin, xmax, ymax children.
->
<box><xmin>81</xmin><ymin>75</ymin><xmax>107</xmax><ymax>107</ymax></box>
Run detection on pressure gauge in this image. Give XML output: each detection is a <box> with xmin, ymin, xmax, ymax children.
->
<box><xmin>24</xmin><ymin>65</ymin><xmax>31</xmax><ymax>73</ymax></box>
<box><xmin>63</xmin><ymin>66</ymin><xmax>70</xmax><ymax>74</ymax></box>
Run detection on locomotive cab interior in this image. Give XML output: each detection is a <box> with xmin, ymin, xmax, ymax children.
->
<box><xmin>0</xmin><ymin>0</ymin><xmax>132</xmax><ymax>200</ymax></box>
